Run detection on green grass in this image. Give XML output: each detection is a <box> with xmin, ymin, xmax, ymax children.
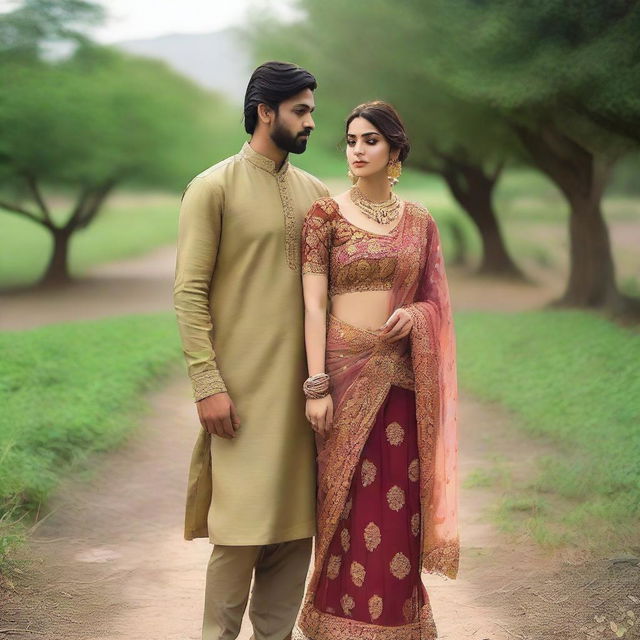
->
<box><xmin>0</xmin><ymin>193</ymin><xmax>180</xmax><ymax>289</ymax></box>
<box><xmin>455</xmin><ymin>310</ymin><xmax>640</xmax><ymax>549</ymax></box>
<box><xmin>0</xmin><ymin>313</ymin><xmax>182</xmax><ymax>567</ymax></box>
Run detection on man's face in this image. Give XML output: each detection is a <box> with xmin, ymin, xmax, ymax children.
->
<box><xmin>269</xmin><ymin>88</ymin><xmax>316</xmax><ymax>154</ymax></box>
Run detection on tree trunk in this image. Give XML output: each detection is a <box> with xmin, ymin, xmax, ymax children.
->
<box><xmin>564</xmin><ymin>194</ymin><xmax>619</xmax><ymax>308</ymax></box>
<box><xmin>440</xmin><ymin>159</ymin><xmax>523</xmax><ymax>278</ymax></box>
<box><xmin>465</xmin><ymin>192</ymin><xmax>522</xmax><ymax>276</ymax></box>
<box><xmin>515</xmin><ymin>124</ymin><xmax>625</xmax><ymax>310</ymax></box>
<box><xmin>40</xmin><ymin>227</ymin><xmax>73</xmax><ymax>287</ymax></box>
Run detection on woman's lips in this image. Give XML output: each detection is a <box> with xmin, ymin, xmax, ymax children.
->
<box><xmin>353</xmin><ymin>161</ymin><xmax>367</xmax><ymax>167</ymax></box>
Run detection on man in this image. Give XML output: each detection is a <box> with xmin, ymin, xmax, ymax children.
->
<box><xmin>174</xmin><ymin>61</ymin><xmax>329</xmax><ymax>640</ymax></box>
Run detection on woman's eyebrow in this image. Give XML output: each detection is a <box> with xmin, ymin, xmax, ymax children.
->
<box><xmin>347</xmin><ymin>132</ymin><xmax>381</xmax><ymax>137</ymax></box>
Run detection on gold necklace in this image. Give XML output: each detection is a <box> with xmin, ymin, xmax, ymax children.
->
<box><xmin>350</xmin><ymin>185</ymin><xmax>401</xmax><ymax>225</ymax></box>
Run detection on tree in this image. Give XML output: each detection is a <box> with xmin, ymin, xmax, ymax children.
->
<box><xmin>0</xmin><ymin>46</ymin><xmax>240</xmax><ymax>285</ymax></box>
<box><xmin>416</xmin><ymin>0</ymin><xmax>640</xmax><ymax>311</ymax></box>
<box><xmin>0</xmin><ymin>0</ymin><xmax>104</xmax><ymax>62</ymax></box>
<box><xmin>248</xmin><ymin>1</ymin><xmax>526</xmax><ymax>278</ymax></box>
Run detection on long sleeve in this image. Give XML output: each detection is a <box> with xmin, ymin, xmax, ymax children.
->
<box><xmin>174</xmin><ymin>176</ymin><xmax>227</xmax><ymax>401</ymax></box>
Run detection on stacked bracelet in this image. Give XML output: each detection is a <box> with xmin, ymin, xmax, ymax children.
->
<box><xmin>303</xmin><ymin>373</ymin><xmax>331</xmax><ymax>399</ymax></box>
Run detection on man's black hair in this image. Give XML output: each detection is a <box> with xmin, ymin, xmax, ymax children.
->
<box><xmin>243</xmin><ymin>61</ymin><xmax>317</xmax><ymax>134</ymax></box>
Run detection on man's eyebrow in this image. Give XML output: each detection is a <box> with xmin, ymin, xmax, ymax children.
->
<box><xmin>293</xmin><ymin>104</ymin><xmax>315</xmax><ymax>111</ymax></box>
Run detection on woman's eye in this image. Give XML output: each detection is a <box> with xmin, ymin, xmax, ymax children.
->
<box><xmin>366</xmin><ymin>138</ymin><xmax>377</xmax><ymax>145</ymax></box>
<box><xmin>347</xmin><ymin>140</ymin><xmax>355</xmax><ymax>146</ymax></box>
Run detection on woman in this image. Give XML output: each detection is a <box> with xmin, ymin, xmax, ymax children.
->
<box><xmin>298</xmin><ymin>101</ymin><xmax>459</xmax><ymax>640</ymax></box>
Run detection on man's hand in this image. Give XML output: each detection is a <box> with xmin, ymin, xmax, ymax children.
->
<box><xmin>196</xmin><ymin>392</ymin><xmax>241</xmax><ymax>439</ymax></box>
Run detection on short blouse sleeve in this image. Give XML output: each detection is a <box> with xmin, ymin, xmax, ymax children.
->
<box><xmin>301</xmin><ymin>200</ymin><xmax>332</xmax><ymax>275</ymax></box>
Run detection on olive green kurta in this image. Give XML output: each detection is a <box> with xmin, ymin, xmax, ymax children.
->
<box><xmin>174</xmin><ymin>142</ymin><xmax>329</xmax><ymax>545</ymax></box>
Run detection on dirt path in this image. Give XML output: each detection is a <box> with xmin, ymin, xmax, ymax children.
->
<box><xmin>2</xmin><ymin>375</ymin><xmax>559</xmax><ymax>640</ymax></box>
<box><xmin>0</xmin><ymin>245</ymin><xmax>177</xmax><ymax>331</ymax></box>
<box><xmin>1</xmin><ymin>250</ymin><xmax>629</xmax><ymax>639</ymax></box>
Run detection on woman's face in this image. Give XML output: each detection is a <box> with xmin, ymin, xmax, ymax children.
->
<box><xmin>346</xmin><ymin>116</ymin><xmax>397</xmax><ymax>181</ymax></box>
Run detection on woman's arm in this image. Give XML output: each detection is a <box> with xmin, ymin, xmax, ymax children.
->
<box><xmin>302</xmin><ymin>273</ymin><xmax>333</xmax><ymax>435</ymax></box>
<box><xmin>303</xmin><ymin>273</ymin><xmax>328</xmax><ymax>378</ymax></box>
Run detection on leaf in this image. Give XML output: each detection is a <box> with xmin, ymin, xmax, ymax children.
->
<box><xmin>595</xmin><ymin>615</ymin><xmax>606</xmax><ymax>623</ymax></box>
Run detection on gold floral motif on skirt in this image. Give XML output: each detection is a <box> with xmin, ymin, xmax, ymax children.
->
<box><xmin>327</xmin><ymin>555</ymin><xmax>341</xmax><ymax>580</ymax></box>
<box><xmin>350</xmin><ymin>561</ymin><xmax>366</xmax><ymax>587</ymax></box>
<box><xmin>390</xmin><ymin>552</ymin><xmax>411</xmax><ymax>579</ymax></box>
<box><xmin>368</xmin><ymin>595</ymin><xmax>383</xmax><ymax>621</ymax></box>
<box><xmin>408</xmin><ymin>458</ymin><xmax>419</xmax><ymax>482</ymax></box>
<box><xmin>386</xmin><ymin>485</ymin><xmax>405</xmax><ymax>511</ymax></box>
<box><xmin>385</xmin><ymin>421</ymin><xmax>405</xmax><ymax>446</ymax></box>
<box><xmin>340</xmin><ymin>594</ymin><xmax>355</xmax><ymax>616</ymax></box>
<box><xmin>364</xmin><ymin>521</ymin><xmax>381</xmax><ymax>551</ymax></box>
<box><xmin>361</xmin><ymin>459</ymin><xmax>377</xmax><ymax>487</ymax></box>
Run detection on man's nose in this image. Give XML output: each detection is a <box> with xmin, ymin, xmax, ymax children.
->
<box><xmin>304</xmin><ymin>115</ymin><xmax>315</xmax><ymax>130</ymax></box>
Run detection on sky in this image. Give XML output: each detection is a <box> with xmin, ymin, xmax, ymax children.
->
<box><xmin>0</xmin><ymin>0</ymin><xmax>300</xmax><ymax>42</ymax></box>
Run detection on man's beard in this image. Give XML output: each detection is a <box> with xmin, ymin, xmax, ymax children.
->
<box><xmin>270</xmin><ymin>118</ymin><xmax>310</xmax><ymax>154</ymax></box>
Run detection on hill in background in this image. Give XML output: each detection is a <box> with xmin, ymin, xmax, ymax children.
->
<box><xmin>116</xmin><ymin>28</ymin><xmax>251</xmax><ymax>104</ymax></box>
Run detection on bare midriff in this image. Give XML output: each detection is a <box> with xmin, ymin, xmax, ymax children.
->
<box><xmin>330</xmin><ymin>290</ymin><xmax>394</xmax><ymax>332</ymax></box>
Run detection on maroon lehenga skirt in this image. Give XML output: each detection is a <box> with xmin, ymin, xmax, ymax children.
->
<box><xmin>314</xmin><ymin>385</ymin><xmax>429</xmax><ymax>625</ymax></box>
<box><xmin>299</xmin><ymin>315</ymin><xmax>439</xmax><ymax>640</ymax></box>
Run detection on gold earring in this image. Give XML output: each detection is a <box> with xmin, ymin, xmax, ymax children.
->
<box><xmin>387</xmin><ymin>159</ymin><xmax>402</xmax><ymax>186</ymax></box>
<box><xmin>347</xmin><ymin>168</ymin><xmax>357</xmax><ymax>185</ymax></box>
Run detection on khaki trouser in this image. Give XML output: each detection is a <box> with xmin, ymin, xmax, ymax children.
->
<box><xmin>203</xmin><ymin>538</ymin><xmax>312</xmax><ymax>640</ymax></box>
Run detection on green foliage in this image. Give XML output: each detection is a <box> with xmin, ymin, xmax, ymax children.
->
<box><xmin>0</xmin><ymin>46</ymin><xmax>241</xmax><ymax>194</ymax></box>
<box><xmin>0</xmin><ymin>313</ymin><xmax>182</xmax><ymax>565</ymax></box>
<box><xmin>455</xmin><ymin>310</ymin><xmax>640</xmax><ymax>545</ymax></box>
<box><xmin>416</xmin><ymin>0</ymin><xmax>640</xmax><ymax>151</ymax></box>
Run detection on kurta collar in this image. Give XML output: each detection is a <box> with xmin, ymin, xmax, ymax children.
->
<box><xmin>240</xmin><ymin>141</ymin><xmax>289</xmax><ymax>176</ymax></box>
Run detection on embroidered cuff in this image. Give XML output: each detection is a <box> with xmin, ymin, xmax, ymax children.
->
<box><xmin>191</xmin><ymin>370</ymin><xmax>227</xmax><ymax>402</ymax></box>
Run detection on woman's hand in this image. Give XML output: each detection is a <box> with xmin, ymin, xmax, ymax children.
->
<box><xmin>306</xmin><ymin>395</ymin><xmax>334</xmax><ymax>436</ymax></box>
<box><xmin>379</xmin><ymin>308</ymin><xmax>413</xmax><ymax>342</ymax></box>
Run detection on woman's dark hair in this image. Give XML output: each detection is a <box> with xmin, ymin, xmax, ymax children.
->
<box><xmin>244</xmin><ymin>61</ymin><xmax>317</xmax><ymax>134</ymax></box>
<box><xmin>345</xmin><ymin>101</ymin><xmax>411</xmax><ymax>163</ymax></box>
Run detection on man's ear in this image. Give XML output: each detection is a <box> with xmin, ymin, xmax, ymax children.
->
<box><xmin>257</xmin><ymin>103</ymin><xmax>274</xmax><ymax>125</ymax></box>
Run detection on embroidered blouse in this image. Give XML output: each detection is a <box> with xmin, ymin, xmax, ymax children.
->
<box><xmin>301</xmin><ymin>197</ymin><xmax>404</xmax><ymax>297</ymax></box>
